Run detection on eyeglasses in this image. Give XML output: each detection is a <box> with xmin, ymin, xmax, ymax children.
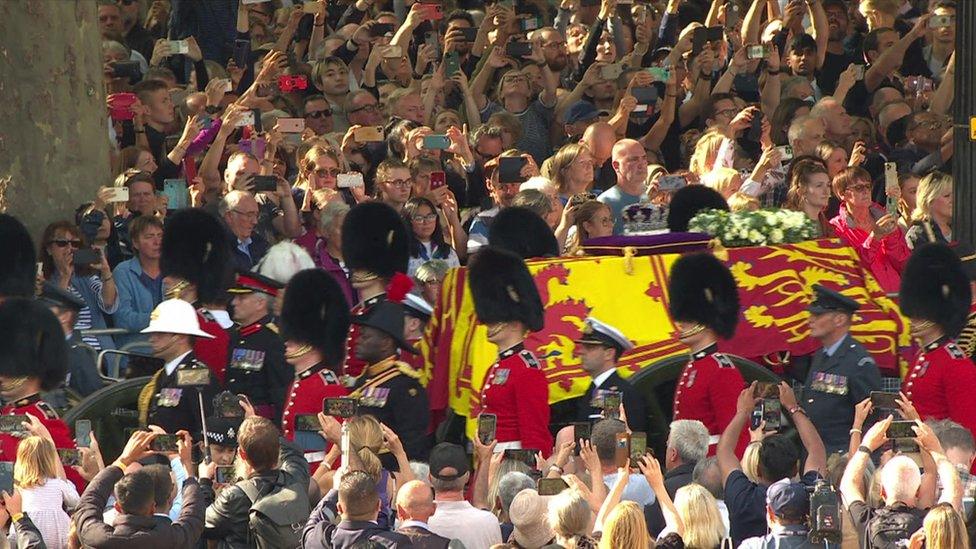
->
<box><xmin>382</xmin><ymin>179</ymin><xmax>412</xmax><ymax>188</ymax></box>
<box><xmin>348</xmin><ymin>103</ymin><xmax>379</xmax><ymax>114</ymax></box>
<box><xmin>306</xmin><ymin>110</ymin><xmax>332</xmax><ymax>119</ymax></box>
<box><xmin>117</xmin><ymin>0</ymin><xmax>135</xmax><ymax>5</ymax></box>
<box><xmin>543</xmin><ymin>41</ymin><xmax>567</xmax><ymax>49</ymax></box>
<box><xmin>411</xmin><ymin>214</ymin><xmax>438</xmax><ymax>223</ymax></box>
<box><xmin>231</xmin><ymin>210</ymin><xmax>260</xmax><ymax>220</ymax></box>
<box><xmin>314</xmin><ymin>168</ymin><xmax>341</xmax><ymax>178</ymax></box>
<box><xmin>51</xmin><ymin>239</ymin><xmax>82</xmax><ymax>249</ymax></box>
<box><xmin>715</xmin><ymin>108</ymin><xmax>738</xmax><ymax>119</ymax></box>
<box><xmin>847</xmin><ymin>184</ymin><xmax>871</xmax><ymax>194</ymax></box>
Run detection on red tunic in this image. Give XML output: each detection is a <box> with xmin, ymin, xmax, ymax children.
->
<box><xmin>195</xmin><ymin>309</ymin><xmax>231</xmax><ymax>385</ymax></box>
<box><xmin>0</xmin><ymin>395</ymin><xmax>85</xmax><ymax>492</ymax></box>
<box><xmin>472</xmin><ymin>343</ymin><xmax>553</xmax><ymax>457</ymax></box>
<box><xmin>673</xmin><ymin>346</ymin><xmax>749</xmax><ymax>455</ymax></box>
<box><xmin>281</xmin><ymin>364</ymin><xmax>349</xmax><ymax>471</ymax></box>
<box><xmin>903</xmin><ymin>339</ymin><xmax>976</xmax><ymax>440</ymax></box>
<box><xmin>343</xmin><ymin>294</ymin><xmax>385</xmax><ymax>379</ymax></box>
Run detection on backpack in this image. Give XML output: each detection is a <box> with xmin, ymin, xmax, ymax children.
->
<box><xmin>238</xmin><ymin>470</ymin><xmax>311</xmax><ymax>549</ymax></box>
<box><xmin>865</xmin><ymin>505</ymin><xmax>923</xmax><ymax>549</ymax></box>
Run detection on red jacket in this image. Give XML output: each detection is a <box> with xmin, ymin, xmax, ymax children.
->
<box><xmin>903</xmin><ymin>339</ymin><xmax>976</xmax><ymax>439</ymax></box>
<box><xmin>673</xmin><ymin>347</ymin><xmax>749</xmax><ymax>455</ymax></box>
<box><xmin>830</xmin><ymin>204</ymin><xmax>910</xmax><ymax>294</ymax></box>
<box><xmin>195</xmin><ymin>310</ymin><xmax>231</xmax><ymax>385</ymax></box>
<box><xmin>0</xmin><ymin>395</ymin><xmax>85</xmax><ymax>492</ymax></box>
<box><xmin>282</xmin><ymin>364</ymin><xmax>349</xmax><ymax>471</ymax></box>
<box><xmin>472</xmin><ymin>343</ymin><xmax>552</xmax><ymax>457</ymax></box>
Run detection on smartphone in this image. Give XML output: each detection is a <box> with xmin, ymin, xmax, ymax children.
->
<box><xmin>0</xmin><ymin>463</ymin><xmax>14</xmax><ymax>494</ymax></box>
<box><xmin>750</xmin><ymin>401</ymin><xmax>764</xmax><ymax>430</ymax></box>
<box><xmin>777</xmin><ymin>145</ymin><xmax>794</xmax><ymax>162</ymax></box>
<box><xmin>444</xmin><ymin>51</ymin><xmax>461</xmax><ymax>76</ymax></box>
<box><xmin>73</xmin><ymin>248</ymin><xmax>101</xmax><ymax>266</ymax></box>
<box><xmin>505</xmin><ymin>41</ymin><xmax>533</xmax><ymax>58</ymax></box>
<box><xmin>762</xmin><ymin>398</ymin><xmax>782</xmax><ymax>430</ymax></box>
<box><xmin>167</xmin><ymin>40</ymin><xmax>189</xmax><ymax>55</ymax></box>
<box><xmin>887</xmin><ymin>420</ymin><xmax>917</xmax><ymax>439</ymax></box>
<box><xmin>215</xmin><ymin>465</ymin><xmax>236</xmax><ymax>483</ymax></box>
<box><xmin>884</xmin><ymin>162</ymin><xmax>899</xmax><ymax>215</ymax></box>
<box><xmin>725</xmin><ymin>1</ymin><xmax>740</xmax><ymax>28</ymax></box>
<box><xmin>337</xmin><ymin>173</ymin><xmax>365</xmax><ymax>189</ymax></box>
<box><xmin>614</xmin><ymin>432</ymin><xmax>630</xmax><ymax>468</ymax></box>
<box><xmin>58</xmin><ymin>448</ymin><xmax>81</xmax><ymax>467</ymax></box>
<box><xmin>324</xmin><ymin>397</ymin><xmax>358</xmax><ymax>418</ymax></box>
<box><xmin>302</xmin><ymin>1</ymin><xmax>324</xmax><ymax>14</ymax></box>
<box><xmin>657</xmin><ymin>175</ymin><xmax>687</xmax><ymax>192</ymax></box>
<box><xmin>504</xmin><ymin>449</ymin><xmax>537</xmax><ymax>468</ymax></box>
<box><xmin>423</xmin><ymin>135</ymin><xmax>452</xmax><ymax>150</ymax></box>
<box><xmin>498</xmin><ymin>156</ymin><xmax>528</xmax><ymax>184</ymax></box>
<box><xmin>519</xmin><ymin>16</ymin><xmax>540</xmax><ymax>32</ymax></box>
<box><xmin>371</xmin><ymin>23</ymin><xmax>395</xmax><ymax>37</ymax></box>
<box><xmin>75</xmin><ymin>420</ymin><xmax>92</xmax><ymax>448</ymax></box>
<box><xmin>870</xmin><ymin>391</ymin><xmax>900</xmax><ymax>410</ymax></box>
<box><xmin>163</xmin><ymin>179</ymin><xmax>189</xmax><ymax>211</ymax></box>
<box><xmin>747</xmin><ymin>109</ymin><xmax>764</xmax><ymax>142</ymax></box>
<box><xmin>747</xmin><ymin>45</ymin><xmax>769</xmax><ymax>60</ymax></box>
<box><xmin>213</xmin><ymin>391</ymin><xmax>244</xmax><ymax>418</ymax></box>
<box><xmin>692</xmin><ymin>27</ymin><xmax>708</xmax><ymax>56</ymax></box>
<box><xmin>459</xmin><ymin>28</ymin><xmax>478</xmax><ymax>42</ymax></box>
<box><xmin>353</xmin><ymin>126</ymin><xmax>384</xmax><ymax>142</ymax></box>
<box><xmin>754</xmin><ymin>381</ymin><xmax>780</xmax><ymax>399</ymax></box>
<box><xmin>477</xmin><ymin>413</ymin><xmax>497</xmax><ymax>445</ymax></box>
<box><xmin>236</xmin><ymin>110</ymin><xmax>256</xmax><ymax>127</ymax></box>
<box><xmin>537</xmin><ymin>477</ymin><xmax>570</xmax><ymax>496</ymax></box>
<box><xmin>105</xmin><ymin>187</ymin><xmax>130</xmax><ymax>203</ymax></box>
<box><xmin>631</xmin><ymin>86</ymin><xmax>658</xmax><ymax>114</ymax></box>
<box><xmin>929</xmin><ymin>15</ymin><xmax>954</xmax><ymax>28</ymax></box>
<box><xmin>295</xmin><ymin>414</ymin><xmax>320</xmax><ymax>431</ymax></box>
<box><xmin>573</xmin><ymin>422</ymin><xmax>591</xmax><ymax>455</ymax></box>
<box><xmin>854</xmin><ymin>65</ymin><xmax>865</xmax><ymax>80</ymax></box>
<box><xmin>429</xmin><ymin>171</ymin><xmax>447</xmax><ymax>190</ymax></box>
<box><xmin>647</xmin><ymin>67</ymin><xmax>669</xmax><ymax>83</ymax></box>
<box><xmin>629</xmin><ymin>432</ymin><xmax>648</xmax><ymax>468</ymax></box>
<box><xmin>175</xmin><ymin>367</ymin><xmax>211</xmax><ymax>387</ymax></box>
<box><xmin>233</xmin><ymin>39</ymin><xmax>250</xmax><ymax>68</ymax></box>
<box><xmin>601</xmin><ymin>63</ymin><xmax>623</xmax><ymax>81</ymax></box>
<box><xmin>382</xmin><ymin>45</ymin><xmax>403</xmax><ymax>58</ymax></box>
<box><xmin>602</xmin><ymin>391</ymin><xmax>622</xmax><ymax>418</ymax></box>
<box><xmin>111</xmin><ymin>60</ymin><xmax>141</xmax><ymax>81</ymax></box>
<box><xmin>150</xmin><ymin>434</ymin><xmax>179</xmax><ymax>452</ymax></box>
<box><xmin>251</xmin><ymin>175</ymin><xmax>278</xmax><ymax>193</ymax></box>
<box><xmin>424</xmin><ymin>31</ymin><xmax>441</xmax><ymax>59</ymax></box>
<box><xmin>419</xmin><ymin>2</ymin><xmax>444</xmax><ymax>20</ymax></box>
<box><xmin>278</xmin><ymin>75</ymin><xmax>308</xmax><ymax>92</ymax></box>
<box><xmin>108</xmin><ymin>92</ymin><xmax>138</xmax><ymax>121</ymax></box>
<box><xmin>277</xmin><ymin>117</ymin><xmax>305</xmax><ymax>133</ymax></box>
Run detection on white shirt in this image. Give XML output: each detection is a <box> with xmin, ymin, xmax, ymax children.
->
<box><xmin>592</xmin><ymin>369</ymin><xmax>616</xmax><ymax>389</ymax></box>
<box><xmin>205</xmin><ymin>309</ymin><xmax>234</xmax><ymax>330</ymax></box>
<box><xmin>165</xmin><ymin>350</ymin><xmax>193</xmax><ymax>376</ymax></box>
<box><xmin>428</xmin><ymin>500</ymin><xmax>502</xmax><ymax>549</ymax></box>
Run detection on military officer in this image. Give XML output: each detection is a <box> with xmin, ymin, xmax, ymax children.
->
<box><xmin>900</xmin><ymin>244</ymin><xmax>976</xmax><ymax>441</ymax></box>
<box><xmin>468</xmin><ymin>247</ymin><xmax>553</xmax><ymax>457</ymax></box>
<box><xmin>226</xmin><ymin>272</ymin><xmax>290</xmax><ymax>423</ymax></box>
<box><xmin>573</xmin><ymin>317</ymin><xmax>648</xmax><ymax>432</ymax></box>
<box><xmin>351</xmin><ymin>301</ymin><xmax>431</xmax><ymax>461</ymax></box>
<box><xmin>949</xmin><ymin>244</ymin><xmax>976</xmax><ymax>360</ymax></box>
<box><xmin>401</xmin><ymin>293</ymin><xmax>433</xmax><ymax>373</ymax></box>
<box><xmin>0</xmin><ymin>298</ymin><xmax>84</xmax><ymax>491</ymax></box>
<box><xmin>137</xmin><ymin>299</ymin><xmax>220</xmax><ymax>438</ymax></box>
<box><xmin>37</xmin><ymin>282</ymin><xmax>104</xmax><ymax>401</ymax></box>
<box><xmin>667</xmin><ymin>253</ymin><xmax>748</xmax><ymax>455</ymax></box>
<box><xmin>801</xmin><ymin>284</ymin><xmax>881</xmax><ymax>454</ymax></box>
<box><xmin>341</xmin><ymin>202</ymin><xmax>413</xmax><ymax>381</ymax></box>
<box><xmin>279</xmin><ymin>269</ymin><xmax>351</xmax><ymax>468</ymax></box>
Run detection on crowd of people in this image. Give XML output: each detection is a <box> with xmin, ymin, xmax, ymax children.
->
<box><xmin>0</xmin><ymin>0</ymin><xmax>972</xmax><ymax>546</ymax></box>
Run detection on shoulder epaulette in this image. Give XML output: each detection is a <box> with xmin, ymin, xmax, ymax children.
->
<box><xmin>946</xmin><ymin>342</ymin><xmax>965</xmax><ymax>359</ymax></box>
<box><xmin>396</xmin><ymin>362</ymin><xmax>423</xmax><ymax>379</ymax></box>
<box><xmin>266</xmin><ymin>322</ymin><xmax>279</xmax><ymax>334</ymax></box>
<box><xmin>319</xmin><ymin>369</ymin><xmax>340</xmax><ymax>385</ymax></box>
<box><xmin>519</xmin><ymin>350</ymin><xmax>540</xmax><ymax>369</ymax></box>
<box><xmin>715</xmin><ymin>353</ymin><xmax>735</xmax><ymax>369</ymax></box>
<box><xmin>34</xmin><ymin>401</ymin><xmax>59</xmax><ymax>420</ymax></box>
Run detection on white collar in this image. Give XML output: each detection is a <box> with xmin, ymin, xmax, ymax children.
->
<box><xmin>592</xmin><ymin>368</ymin><xmax>616</xmax><ymax>388</ymax></box>
<box><xmin>203</xmin><ymin>309</ymin><xmax>234</xmax><ymax>329</ymax></box>
<box><xmin>399</xmin><ymin>519</ymin><xmax>431</xmax><ymax>530</ymax></box>
<box><xmin>164</xmin><ymin>351</ymin><xmax>193</xmax><ymax>376</ymax></box>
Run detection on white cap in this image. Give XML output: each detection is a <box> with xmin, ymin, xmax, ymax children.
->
<box><xmin>576</xmin><ymin>317</ymin><xmax>634</xmax><ymax>352</ymax></box>
<box><xmin>141</xmin><ymin>299</ymin><xmax>216</xmax><ymax>338</ymax></box>
<box><xmin>403</xmin><ymin>293</ymin><xmax>434</xmax><ymax>319</ymax></box>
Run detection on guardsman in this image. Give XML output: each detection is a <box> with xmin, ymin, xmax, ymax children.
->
<box><xmin>340</xmin><ymin>202</ymin><xmax>413</xmax><ymax>381</ymax></box>
<box><xmin>279</xmin><ymin>269</ymin><xmax>351</xmax><ymax>467</ymax></box>
<box><xmin>468</xmin><ymin>246</ymin><xmax>553</xmax><ymax>457</ymax></box>
<box><xmin>0</xmin><ymin>298</ymin><xmax>84</xmax><ymax>490</ymax></box>
<box><xmin>160</xmin><ymin>209</ymin><xmax>233</xmax><ymax>384</ymax></box>
<box><xmin>226</xmin><ymin>272</ymin><xmax>290</xmax><ymax>422</ymax></box>
<box><xmin>350</xmin><ymin>301</ymin><xmax>431</xmax><ymax>460</ymax></box>
<box><xmin>137</xmin><ymin>299</ymin><xmax>220</xmax><ymax>438</ymax></box>
<box><xmin>574</xmin><ymin>317</ymin><xmax>648</xmax><ymax>432</ymax></box>
<box><xmin>37</xmin><ymin>282</ymin><xmax>104</xmax><ymax>402</ymax></box>
<box><xmin>0</xmin><ymin>214</ymin><xmax>37</xmax><ymax>302</ymax></box>
<box><xmin>900</xmin><ymin>244</ymin><xmax>976</xmax><ymax>440</ymax></box>
<box><xmin>401</xmin><ymin>293</ymin><xmax>433</xmax><ymax>373</ymax></box>
<box><xmin>950</xmin><ymin>244</ymin><xmax>976</xmax><ymax>360</ymax></box>
<box><xmin>801</xmin><ymin>285</ymin><xmax>882</xmax><ymax>454</ymax></box>
<box><xmin>667</xmin><ymin>253</ymin><xmax>747</xmax><ymax>455</ymax></box>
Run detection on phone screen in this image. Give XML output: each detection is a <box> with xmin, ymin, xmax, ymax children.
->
<box><xmin>573</xmin><ymin>422</ymin><xmax>591</xmax><ymax>455</ymax></box>
<box><xmin>216</xmin><ymin>466</ymin><xmax>236</xmax><ymax>483</ymax></box>
<box><xmin>295</xmin><ymin>414</ymin><xmax>320</xmax><ymax>431</ymax></box>
<box><xmin>762</xmin><ymin>398</ymin><xmax>781</xmax><ymax>430</ymax></box>
<box><xmin>887</xmin><ymin>420</ymin><xmax>916</xmax><ymax>439</ymax></box>
<box><xmin>324</xmin><ymin>397</ymin><xmax>358</xmax><ymax>418</ymax></box>
<box><xmin>478</xmin><ymin>414</ymin><xmax>497</xmax><ymax>444</ymax></box>
<box><xmin>629</xmin><ymin>432</ymin><xmax>647</xmax><ymax>467</ymax></box>
<box><xmin>870</xmin><ymin>391</ymin><xmax>900</xmax><ymax>409</ymax></box>
<box><xmin>75</xmin><ymin>420</ymin><xmax>92</xmax><ymax>448</ymax></box>
<box><xmin>614</xmin><ymin>432</ymin><xmax>630</xmax><ymax>468</ymax></box>
<box><xmin>537</xmin><ymin>477</ymin><xmax>569</xmax><ymax>496</ymax></box>
<box><xmin>150</xmin><ymin>434</ymin><xmax>179</xmax><ymax>452</ymax></box>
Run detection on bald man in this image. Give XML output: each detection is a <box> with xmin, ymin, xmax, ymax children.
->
<box><xmin>395</xmin><ymin>481</ymin><xmax>452</xmax><ymax>549</ymax></box>
<box><xmin>582</xmin><ymin>122</ymin><xmax>618</xmax><ymax>191</ymax></box>
<box><xmin>598</xmin><ymin>139</ymin><xmax>649</xmax><ymax>234</ymax></box>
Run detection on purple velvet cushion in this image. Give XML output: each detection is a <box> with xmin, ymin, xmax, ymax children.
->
<box><xmin>581</xmin><ymin>232</ymin><xmax>712</xmax><ymax>256</ymax></box>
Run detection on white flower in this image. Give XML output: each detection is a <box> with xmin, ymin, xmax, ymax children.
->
<box><xmin>770</xmin><ymin>229</ymin><xmax>784</xmax><ymax>243</ymax></box>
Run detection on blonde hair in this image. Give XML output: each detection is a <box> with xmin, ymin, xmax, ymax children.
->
<box><xmin>707</xmin><ymin>167</ymin><xmax>742</xmax><ymax>199</ymax></box>
<box><xmin>548</xmin><ymin>490</ymin><xmax>592</xmax><ymax>545</ymax></box>
<box><xmin>674</xmin><ymin>484</ymin><xmax>726</xmax><ymax>548</ymax></box>
<box><xmin>296</xmin><ymin>145</ymin><xmax>341</xmax><ymax>192</ymax></box>
<box><xmin>346</xmin><ymin>415</ymin><xmax>384</xmax><ymax>479</ymax></box>
<box><xmin>599</xmin><ymin>501</ymin><xmax>650</xmax><ymax>549</ymax></box>
<box><xmin>923</xmin><ymin>503</ymin><xmax>969</xmax><ymax>549</ymax></box>
<box><xmin>488</xmin><ymin>459</ymin><xmax>531</xmax><ymax>515</ymax></box>
<box><xmin>689</xmin><ymin>129</ymin><xmax>726</xmax><ymax>177</ymax></box>
<box><xmin>911</xmin><ymin>171</ymin><xmax>952</xmax><ymax>223</ymax></box>
<box><xmin>549</xmin><ymin>143</ymin><xmax>590</xmax><ymax>195</ymax></box>
<box><xmin>728</xmin><ymin>192</ymin><xmax>759</xmax><ymax>212</ymax></box>
<box><xmin>14</xmin><ymin>436</ymin><xmax>59</xmax><ymax>489</ymax></box>
<box><xmin>742</xmin><ymin>441</ymin><xmax>762</xmax><ymax>483</ymax></box>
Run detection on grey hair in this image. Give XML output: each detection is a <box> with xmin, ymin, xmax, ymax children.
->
<box><xmin>430</xmin><ymin>473</ymin><xmax>468</xmax><ymax>494</ymax></box>
<box><xmin>787</xmin><ymin>114</ymin><xmax>814</xmax><ymax>147</ymax></box>
<box><xmin>102</xmin><ymin>40</ymin><xmax>129</xmax><ymax>58</ymax></box>
<box><xmin>218</xmin><ymin>190</ymin><xmax>252</xmax><ymax>217</ymax></box>
<box><xmin>409</xmin><ymin>461</ymin><xmax>431</xmax><ymax>485</ymax></box>
<box><xmin>692</xmin><ymin>457</ymin><xmax>723</xmax><ymax>500</ymax></box>
<box><xmin>318</xmin><ymin>200</ymin><xmax>351</xmax><ymax>235</ymax></box>
<box><xmin>667</xmin><ymin>419</ymin><xmax>709</xmax><ymax>464</ymax></box>
<box><xmin>497</xmin><ymin>471</ymin><xmax>535</xmax><ymax>514</ymax></box>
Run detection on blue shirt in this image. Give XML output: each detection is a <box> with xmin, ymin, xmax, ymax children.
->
<box><xmin>112</xmin><ymin>258</ymin><xmax>162</xmax><ymax>347</ymax></box>
<box><xmin>823</xmin><ymin>335</ymin><xmax>846</xmax><ymax>357</ymax></box>
<box><xmin>597</xmin><ymin>186</ymin><xmax>646</xmax><ymax>235</ymax></box>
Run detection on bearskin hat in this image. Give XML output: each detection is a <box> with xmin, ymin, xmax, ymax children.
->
<box><xmin>667</xmin><ymin>252</ymin><xmax>740</xmax><ymax>339</ymax></box>
<box><xmin>468</xmin><ymin>246</ymin><xmax>544</xmax><ymax>332</ymax></box>
<box><xmin>0</xmin><ymin>298</ymin><xmax>67</xmax><ymax>391</ymax></box>
<box><xmin>161</xmin><ymin>209</ymin><xmax>232</xmax><ymax>303</ymax></box>
<box><xmin>0</xmin><ymin>214</ymin><xmax>37</xmax><ymax>299</ymax></box>
<box><xmin>341</xmin><ymin>202</ymin><xmax>409</xmax><ymax>279</ymax></box>
<box><xmin>280</xmin><ymin>269</ymin><xmax>351</xmax><ymax>368</ymax></box>
<box><xmin>489</xmin><ymin>206</ymin><xmax>559</xmax><ymax>259</ymax></box>
<box><xmin>900</xmin><ymin>243</ymin><xmax>971</xmax><ymax>338</ymax></box>
<box><xmin>666</xmin><ymin>185</ymin><xmax>730</xmax><ymax>233</ymax></box>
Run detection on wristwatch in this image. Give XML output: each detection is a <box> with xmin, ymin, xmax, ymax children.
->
<box><xmin>857</xmin><ymin>445</ymin><xmax>872</xmax><ymax>455</ymax></box>
<box><xmin>788</xmin><ymin>405</ymin><xmax>806</xmax><ymax>416</ymax></box>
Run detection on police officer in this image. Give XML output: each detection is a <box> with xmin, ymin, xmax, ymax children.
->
<box><xmin>341</xmin><ymin>202</ymin><xmax>412</xmax><ymax>380</ymax></box>
<box><xmin>0</xmin><ymin>298</ymin><xmax>84</xmax><ymax>490</ymax></box>
<box><xmin>468</xmin><ymin>246</ymin><xmax>553</xmax><ymax>456</ymax></box>
<box><xmin>900</xmin><ymin>244</ymin><xmax>976</xmax><ymax>439</ymax></box>
<box><xmin>401</xmin><ymin>293</ymin><xmax>433</xmax><ymax>372</ymax></box>
<box><xmin>667</xmin><ymin>253</ymin><xmax>747</xmax><ymax>454</ymax></box>
<box><xmin>37</xmin><ymin>282</ymin><xmax>104</xmax><ymax>401</ymax></box>
<box><xmin>226</xmin><ymin>272</ymin><xmax>290</xmax><ymax>423</ymax></box>
<box><xmin>350</xmin><ymin>301</ymin><xmax>431</xmax><ymax>460</ymax></box>
<box><xmin>137</xmin><ymin>299</ymin><xmax>220</xmax><ymax>438</ymax></box>
<box><xmin>279</xmin><ymin>269</ymin><xmax>351</xmax><ymax>468</ymax></box>
<box><xmin>574</xmin><ymin>317</ymin><xmax>648</xmax><ymax>432</ymax></box>
<box><xmin>801</xmin><ymin>284</ymin><xmax>881</xmax><ymax>454</ymax></box>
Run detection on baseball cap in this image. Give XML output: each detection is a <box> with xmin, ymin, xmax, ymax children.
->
<box><xmin>565</xmin><ymin>101</ymin><xmax>608</xmax><ymax>125</ymax></box>
<box><xmin>766</xmin><ymin>479</ymin><xmax>810</xmax><ymax>520</ymax></box>
<box><xmin>429</xmin><ymin>443</ymin><xmax>470</xmax><ymax>481</ymax></box>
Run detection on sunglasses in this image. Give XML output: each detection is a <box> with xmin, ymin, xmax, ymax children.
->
<box><xmin>348</xmin><ymin>104</ymin><xmax>378</xmax><ymax>114</ymax></box>
<box><xmin>306</xmin><ymin>110</ymin><xmax>332</xmax><ymax>119</ymax></box>
<box><xmin>848</xmin><ymin>184</ymin><xmax>872</xmax><ymax>194</ymax></box>
<box><xmin>52</xmin><ymin>239</ymin><xmax>82</xmax><ymax>249</ymax></box>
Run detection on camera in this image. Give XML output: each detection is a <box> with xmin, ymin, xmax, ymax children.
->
<box><xmin>809</xmin><ymin>480</ymin><xmax>842</xmax><ymax>544</ymax></box>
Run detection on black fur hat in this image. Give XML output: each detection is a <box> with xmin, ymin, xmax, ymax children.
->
<box><xmin>0</xmin><ymin>214</ymin><xmax>37</xmax><ymax>299</ymax></box>
<box><xmin>667</xmin><ymin>253</ymin><xmax>740</xmax><ymax>339</ymax></box>
<box><xmin>341</xmin><ymin>202</ymin><xmax>409</xmax><ymax>278</ymax></box>
<box><xmin>161</xmin><ymin>209</ymin><xmax>232</xmax><ymax>303</ymax></box>
<box><xmin>900</xmin><ymin>243</ymin><xmax>971</xmax><ymax>338</ymax></box>
<box><xmin>666</xmin><ymin>185</ymin><xmax>730</xmax><ymax>233</ymax></box>
<box><xmin>280</xmin><ymin>269</ymin><xmax>351</xmax><ymax>368</ymax></box>
<box><xmin>468</xmin><ymin>246</ymin><xmax>544</xmax><ymax>332</ymax></box>
<box><xmin>0</xmin><ymin>298</ymin><xmax>67</xmax><ymax>391</ymax></box>
<box><xmin>489</xmin><ymin>206</ymin><xmax>559</xmax><ymax>259</ymax></box>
